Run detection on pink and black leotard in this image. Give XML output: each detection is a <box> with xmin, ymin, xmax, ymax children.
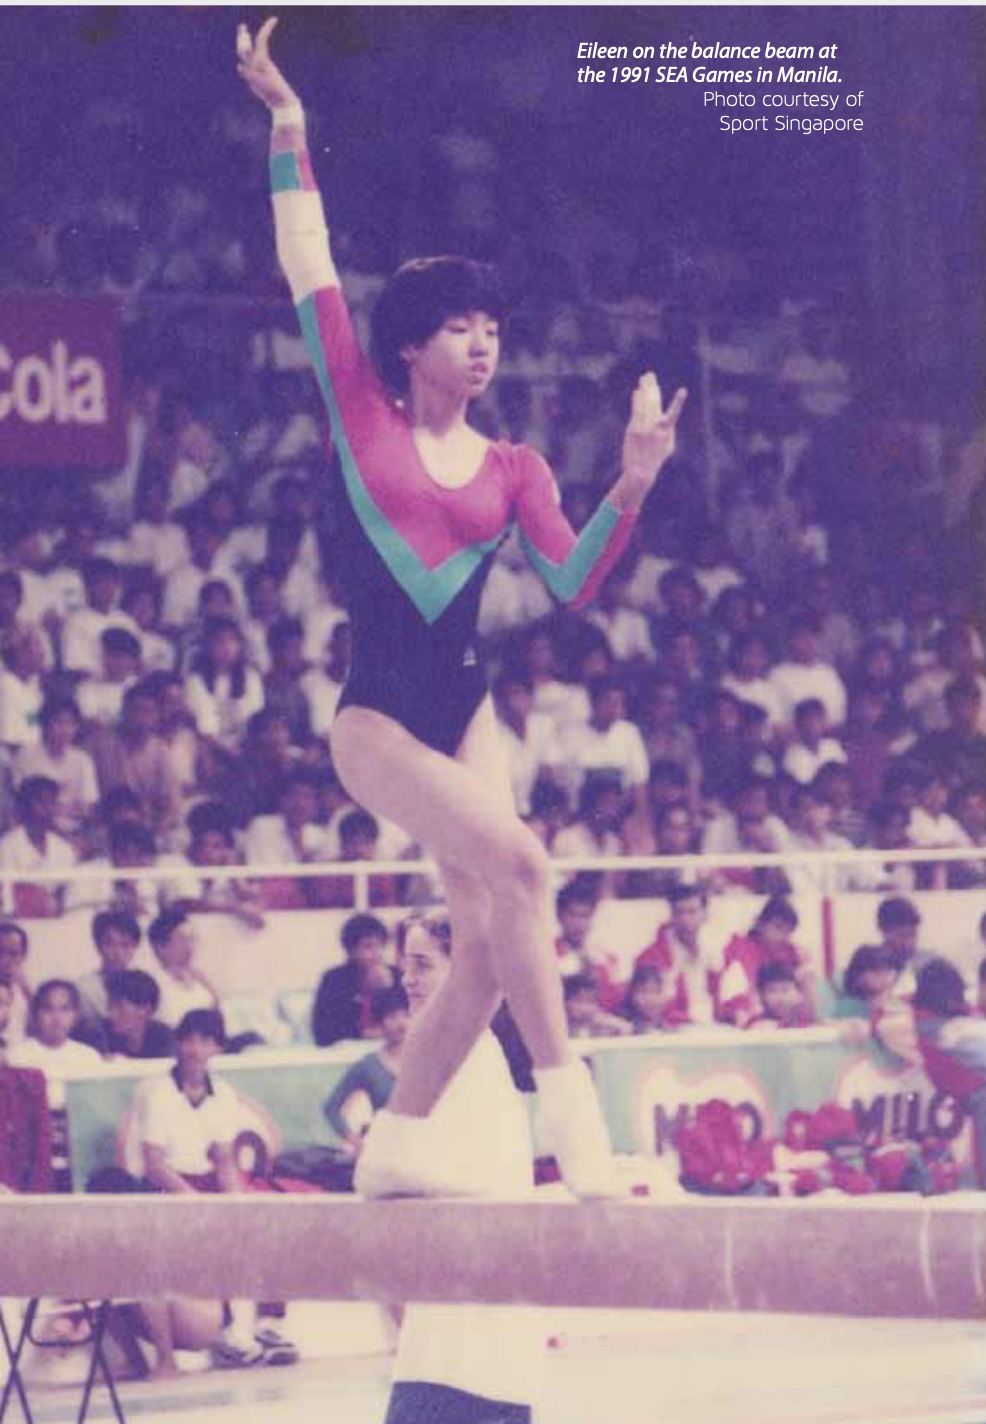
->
<box><xmin>271</xmin><ymin>109</ymin><xmax>638</xmax><ymax>756</ymax></box>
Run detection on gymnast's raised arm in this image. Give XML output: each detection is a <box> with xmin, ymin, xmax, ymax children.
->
<box><xmin>237</xmin><ymin>18</ymin><xmax>338</xmax><ymax>300</ymax></box>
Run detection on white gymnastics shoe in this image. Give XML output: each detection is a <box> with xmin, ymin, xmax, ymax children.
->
<box><xmin>354</xmin><ymin>1109</ymin><xmax>488</xmax><ymax>1198</ymax></box>
<box><xmin>535</xmin><ymin>1058</ymin><xmax>627</xmax><ymax>1200</ymax></box>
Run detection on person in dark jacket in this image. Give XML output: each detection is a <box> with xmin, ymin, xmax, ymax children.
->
<box><xmin>312</xmin><ymin>914</ymin><xmax>397</xmax><ymax>1046</ymax></box>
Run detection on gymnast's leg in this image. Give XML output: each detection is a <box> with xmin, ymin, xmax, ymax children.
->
<box><xmin>331</xmin><ymin>700</ymin><xmax>619</xmax><ymax>1196</ymax></box>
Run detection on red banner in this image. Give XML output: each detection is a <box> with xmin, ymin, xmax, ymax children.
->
<box><xmin>0</xmin><ymin>295</ymin><xmax>126</xmax><ymax>469</ymax></box>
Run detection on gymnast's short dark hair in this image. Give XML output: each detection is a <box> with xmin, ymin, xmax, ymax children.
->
<box><xmin>370</xmin><ymin>256</ymin><xmax>509</xmax><ymax>396</ymax></box>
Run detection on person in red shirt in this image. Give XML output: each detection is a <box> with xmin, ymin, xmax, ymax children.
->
<box><xmin>717</xmin><ymin>897</ymin><xmax>815</xmax><ymax>1027</ymax></box>
<box><xmin>0</xmin><ymin>977</ymin><xmax>52</xmax><ymax>1193</ymax></box>
<box><xmin>634</xmin><ymin>884</ymin><xmax>718</xmax><ymax>1026</ymax></box>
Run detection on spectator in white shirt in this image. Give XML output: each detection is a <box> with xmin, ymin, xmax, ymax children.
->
<box><xmin>769</xmin><ymin>616</ymin><xmax>847</xmax><ymax>734</ymax></box>
<box><xmin>518</xmin><ymin>622</ymin><xmax>590</xmax><ymax>737</ymax></box>
<box><xmin>0</xmin><ymin>626</ymin><xmax>45</xmax><ymax>751</ymax></box>
<box><xmin>162</xmin><ymin>510</ymin><xmax>246</xmax><ymax>632</ymax></box>
<box><xmin>77</xmin><ymin>627</ymin><xmax>142</xmax><ymax>728</ymax></box>
<box><xmin>184</xmin><ymin>617</ymin><xmax>264</xmax><ymax>753</ymax></box>
<box><xmin>493</xmin><ymin>668</ymin><xmax>563</xmax><ymax>817</ymax></box>
<box><xmin>782</xmin><ymin>697</ymin><xmax>847</xmax><ymax>784</ymax></box>
<box><xmin>0</xmin><ymin>569</ymin><xmax>54</xmax><ymax>672</ymax></box>
<box><xmin>553</xmin><ymin>776</ymin><xmax>627</xmax><ymax>896</ymax></box>
<box><xmin>61</xmin><ymin>558</ymin><xmax>139</xmax><ymax>678</ymax></box>
<box><xmin>904</xmin><ymin>623</ymin><xmax>986</xmax><ymax>736</ymax></box>
<box><xmin>0</xmin><ymin>777</ymin><xmax>77</xmax><ymax>916</ymax></box>
<box><xmin>584</xmin><ymin>563</ymin><xmax>656</xmax><ymax>666</ymax></box>
<box><xmin>14</xmin><ymin>697</ymin><xmax>99</xmax><ymax>841</ymax></box>
<box><xmin>720</xmin><ymin>631</ymin><xmax>785</xmax><ymax>739</ymax></box>
<box><xmin>301</xmin><ymin>619</ymin><xmax>351</xmax><ymax>740</ymax></box>
<box><xmin>0</xmin><ymin>919</ymin><xmax>32</xmax><ymax>1045</ymax></box>
<box><xmin>560</xmin><ymin>675</ymin><xmax>650</xmax><ymax>819</ymax></box>
<box><xmin>245</xmin><ymin>768</ymin><xmax>333</xmax><ymax>908</ymax></box>
<box><xmin>75</xmin><ymin>908</ymin><xmax>144</xmax><ymax>1033</ymax></box>
<box><xmin>9</xmin><ymin>978</ymin><xmax>101</xmax><ymax>1188</ymax></box>
<box><xmin>785</xmin><ymin>782</ymin><xmax>857</xmax><ymax>893</ymax></box>
<box><xmin>147</xmin><ymin>906</ymin><xmax>220</xmax><ymax>1029</ymax></box>
<box><xmin>241</xmin><ymin>562</ymin><xmax>286</xmax><ymax>675</ymax></box>
<box><xmin>122</xmin><ymin>575</ymin><xmax>176</xmax><ymax>674</ymax></box>
<box><xmin>129</xmin><ymin>473</ymin><xmax>191</xmax><ymax>578</ymax></box>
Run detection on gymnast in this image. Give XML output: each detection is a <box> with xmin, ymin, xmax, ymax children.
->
<box><xmin>237</xmin><ymin>18</ymin><xmax>687</xmax><ymax>1199</ymax></box>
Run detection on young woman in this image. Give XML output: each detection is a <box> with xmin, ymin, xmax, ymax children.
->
<box><xmin>237</xmin><ymin>19</ymin><xmax>686</xmax><ymax>1198</ymax></box>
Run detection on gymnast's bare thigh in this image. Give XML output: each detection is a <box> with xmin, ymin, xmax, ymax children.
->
<box><xmin>330</xmin><ymin>695</ymin><xmax>523</xmax><ymax>876</ymax></box>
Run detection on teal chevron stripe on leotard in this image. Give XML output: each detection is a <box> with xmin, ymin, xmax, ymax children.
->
<box><xmin>519</xmin><ymin>499</ymin><xmax>622</xmax><ymax>603</ymax></box>
<box><xmin>297</xmin><ymin>295</ymin><xmax>505</xmax><ymax>624</ymax></box>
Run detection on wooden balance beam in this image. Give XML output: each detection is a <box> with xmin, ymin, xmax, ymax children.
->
<box><xmin>2</xmin><ymin>1195</ymin><xmax>984</xmax><ymax>1318</ymax></box>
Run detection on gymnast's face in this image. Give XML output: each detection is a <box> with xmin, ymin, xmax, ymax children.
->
<box><xmin>404</xmin><ymin>311</ymin><xmax>500</xmax><ymax>401</ymax></box>
<box><xmin>400</xmin><ymin>925</ymin><xmax>450</xmax><ymax>1015</ymax></box>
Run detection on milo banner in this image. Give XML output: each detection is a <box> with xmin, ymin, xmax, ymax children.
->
<box><xmin>590</xmin><ymin>1029</ymin><xmax>976</xmax><ymax>1185</ymax></box>
<box><xmin>0</xmin><ymin>294</ymin><xmax>126</xmax><ymax>467</ymax></box>
<box><xmin>66</xmin><ymin>1029</ymin><xmax>976</xmax><ymax>1192</ymax></box>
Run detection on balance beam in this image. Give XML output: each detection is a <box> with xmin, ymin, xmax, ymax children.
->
<box><xmin>2</xmin><ymin>1195</ymin><xmax>984</xmax><ymax>1318</ymax></box>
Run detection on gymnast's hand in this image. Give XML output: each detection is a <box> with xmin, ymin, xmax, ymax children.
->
<box><xmin>236</xmin><ymin>16</ymin><xmax>299</xmax><ymax>110</ymax></box>
<box><xmin>617</xmin><ymin>374</ymin><xmax>688</xmax><ymax>508</ymax></box>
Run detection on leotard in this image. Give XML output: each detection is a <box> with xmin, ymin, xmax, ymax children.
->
<box><xmin>270</xmin><ymin>108</ymin><xmax>638</xmax><ymax>755</ymax></box>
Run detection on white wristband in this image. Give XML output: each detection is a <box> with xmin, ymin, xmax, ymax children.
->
<box><xmin>272</xmin><ymin>101</ymin><xmax>305</xmax><ymax>130</ymax></box>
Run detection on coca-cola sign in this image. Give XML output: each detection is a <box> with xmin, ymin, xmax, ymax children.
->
<box><xmin>0</xmin><ymin>295</ymin><xmax>126</xmax><ymax>468</ymax></box>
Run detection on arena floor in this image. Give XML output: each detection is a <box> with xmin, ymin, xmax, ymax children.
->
<box><xmin>17</xmin><ymin>1310</ymin><xmax>986</xmax><ymax>1424</ymax></box>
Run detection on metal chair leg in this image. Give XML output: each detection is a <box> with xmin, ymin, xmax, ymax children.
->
<box><xmin>0</xmin><ymin>1299</ymin><xmax>39</xmax><ymax>1424</ymax></box>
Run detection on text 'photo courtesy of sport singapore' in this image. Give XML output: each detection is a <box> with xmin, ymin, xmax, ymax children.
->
<box><xmin>1</xmin><ymin>4</ymin><xmax>984</xmax><ymax>1424</ymax></box>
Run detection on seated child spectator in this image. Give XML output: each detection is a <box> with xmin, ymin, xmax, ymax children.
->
<box><xmin>524</xmin><ymin>778</ymin><xmax>570</xmax><ymax>853</ymax></box>
<box><xmin>619</xmin><ymin>964</ymin><xmax>671</xmax><ymax>1034</ymax></box>
<box><xmin>553</xmin><ymin>776</ymin><xmax>626</xmax><ymax>891</ymax></box>
<box><xmin>834</xmin><ymin>943</ymin><xmax>902</xmax><ymax>1018</ymax></box>
<box><xmin>785</xmin><ymin>783</ymin><xmax>858</xmax><ymax>894</ymax></box>
<box><xmin>312</xmin><ymin>913</ymin><xmax>398</xmax><ymax>1047</ymax></box>
<box><xmin>13</xmin><ymin>697</ymin><xmax>99</xmax><ymax>841</ymax></box>
<box><xmin>907</xmin><ymin>767</ymin><xmax>971</xmax><ymax>889</ymax></box>
<box><xmin>634</xmin><ymin>884</ymin><xmax>719</xmax><ymax>1026</ymax></box>
<box><xmin>77</xmin><ymin>627</ymin><xmax>142</xmax><ymax>727</ymax></box>
<box><xmin>184</xmin><ymin>617</ymin><xmax>264</xmax><ymax>754</ymax></box>
<box><xmin>716</xmin><ymin>897</ymin><xmax>814</xmax><ymax>1027</ymax></box>
<box><xmin>313</xmin><ymin>808</ymin><xmax>398</xmax><ymax>910</ymax></box>
<box><xmin>562</xmin><ymin>972</ymin><xmax>631</xmax><ymax>1038</ymax></box>
<box><xmin>9</xmin><ymin>979</ymin><xmax>101</xmax><ymax>1188</ymax></box>
<box><xmin>166</xmin><ymin>811</ymin><xmax>265</xmax><ymax>928</ymax></box>
<box><xmin>79</xmin><ymin>969</ymin><xmax>176</xmax><ymax>1060</ymax></box>
<box><xmin>300</xmin><ymin>619</ymin><xmax>352</xmax><ymax>741</ymax></box>
<box><xmin>60</xmin><ymin>558</ymin><xmax>138</xmax><ymax>678</ymax></box>
<box><xmin>122</xmin><ymin>574</ymin><xmax>176</xmax><ymax>675</ymax></box>
<box><xmin>874</xmin><ymin>959</ymin><xmax>986</xmax><ymax>1187</ymax></box>
<box><xmin>782</xmin><ymin>698</ymin><xmax>847</xmax><ymax>785</ymax></box>
<box><xmin>0</xmin><ymin>976</ymin><xmax>52</xmax><ymax>1193</ymax></box>
<box><xmin>553</xmin><ymin>878</ymin><xmax>624</xmax><ymax>1010</ymax></box>
<box><xmin>262</xmin><ymin>617</ymin><xmax>311</xmax><ymax>746</ymax></box>
<box><xmin>244</xmin><ymin>767</ymin><xmax>332</xmax><ymax>909</ymax></box>
<box><xmin>0</xmin><ymin>776</ymin><xmax>77</xmax><ymax>916</ymax></box>
<box><xmin>493</xmin><ymin>667</ymin><xmax>563</xmax><ymax>819</ymax></box>
<box><xmin>702</xmin><ymin>775</ymin><xmax>792</xmax><ymax>895</ymax></box>
<box><xmin>560</xmin><ymin>675</ymin><xmax>650</xmax><ymax>818</ymax></box>
<box><xmin>0</xmin><ymin>920</ymin><xmax>32</xmax><ymax>1045</ymax></box>
<box><xmin>814</xmin><ymin>760</ymin><xmax>868</xmax><ymax>845</ymax></box>
<box><xmin>76</xmin><ymin>908</ymin><xmax>143</xmax><ymax>1032</ymax></box>
<box><xmin>135</xmin><ymin>1009</ymin><xmax>296</xmax><ymax>1371</ymax></box>
<box><xmin>147</xmin><ymin>906</ymin><xmax>220</xmax><ymax>1029</ymax></box>
<box><xmin>877</xmin><ymin>895</ymin><xmax>933</xmax><ymax>996</ymax></box>
<box><xmin>913</xmin><ymin>676</ymin><xmax>986</xmax><ymax>794</ymax></box>
<box><xmin>747</xmin><ymin>962</ymin><xmax>815</xmax><ymax>1028</ymax></box>
<box><xmin>768</xmin><ymin>616</ymin><xmax>848</xmax><ymax>734</ymax></box>
<box><xmin>322</xmin><ymin>985</ymin><xmax>409</xmax><ymax>1162</ymax></box>
<box><xmin>87</xmin><ymin>679</ymin><xmax>184</xmax><ymax>844</ymax></box>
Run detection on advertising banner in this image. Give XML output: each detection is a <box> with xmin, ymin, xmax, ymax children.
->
<box><xmin>0</xmin><ymin>295</ymin><xmax>126</xmax><ymax>468</ymax></box>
